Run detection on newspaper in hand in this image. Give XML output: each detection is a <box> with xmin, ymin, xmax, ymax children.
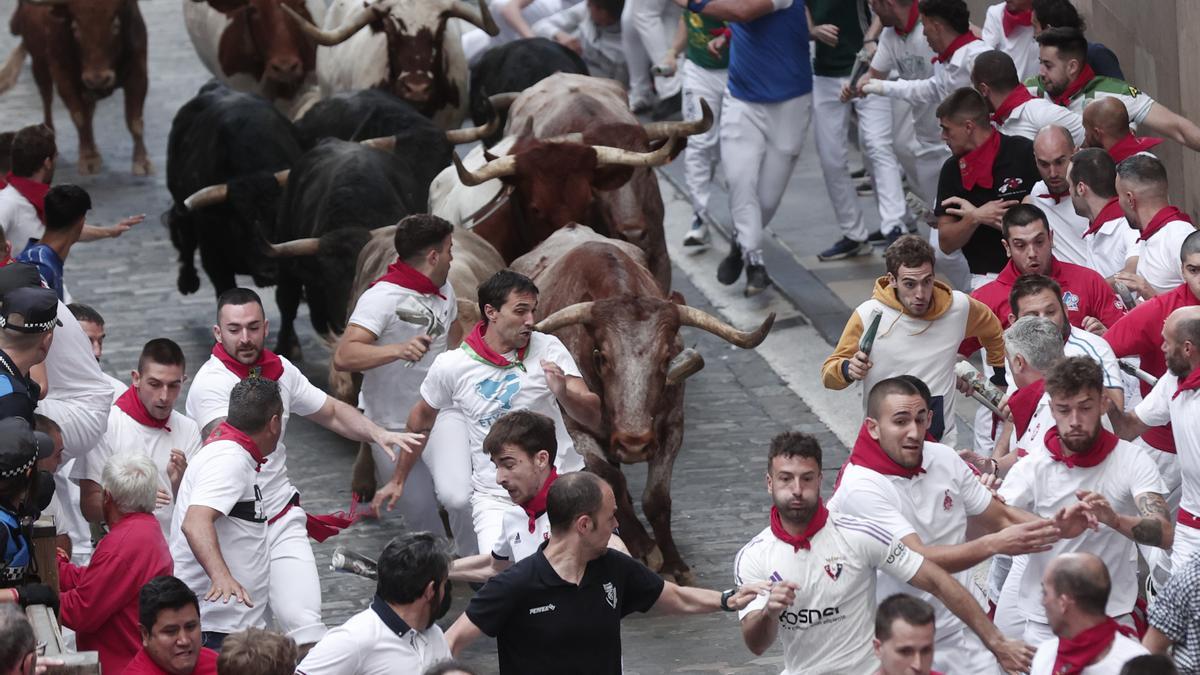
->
<box><xmin>954</xmin><ymin>361</ymin><xmax>1005</xmax><ymax>415</ymax></box>
<box><xmin>394</xmin><ymin>302</ymin><xmax>446</xmax><ymax>368</ymax></box>
<box><xmin>1113</xmin><ymin>282</ymin><xmax>1138</xmax><ymax>311</ymax></box>
<box><xmin>1118</xmin><ymin>359</ymin><xmax>1159</xmax><ymax>387</ymax></box>
<box><xmin>858</xmin><ymin>309</ymin><xmax>883</xmax><ymax>355</ymax></box>
<box><xmin>330</xmin><ymin>546</ymin><xmax>379</xmax><ymax>580</ymax></box>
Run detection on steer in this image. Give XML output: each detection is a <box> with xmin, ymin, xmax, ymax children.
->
<box><xmin>183</xmin><ymin>0</ymin><xmax>325</xmax><ymax>120</ymax></box>
<box><xmin>5</xmin><ymin>0</ymin><xmax>150</xmax><ymax>175</ymax></box>
<box><xmin>284</xmin><ymin>0</ymin><xmax>499</xmax><ymax>129</ymax></box>
<box><xmin>513</xmin><ymin>225</ymin><xmax>775</xmax><ymax>583</ymax></box>
<box><xmin>468</xmin><ymin>37</ymin><xmax>588</xmax><ymax>147</ymax></box>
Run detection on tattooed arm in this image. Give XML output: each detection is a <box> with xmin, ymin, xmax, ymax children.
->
<box><xmin>1075</xmin><ymin>490</ymin><xmax>1174</xmax><ymax>549</ymax></box>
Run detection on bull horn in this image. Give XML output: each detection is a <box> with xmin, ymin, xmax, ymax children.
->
<box><xmin>266</xmin><ymin>237</ymin><xmax>321</xmax><ymax>258</ymax></box>
<box><xmin>487</xmin><ymin>92</ymin><xmax>519</xmax><ymax>112</ymax></box>
<box><xmin>676</xmin><ymin>305</ymin><xmax>775</xmax><ymax>349</ymax></box>
<box><xmin>592</xmin><ymin>135</ymin><xmax>680</xmax><ymax>168</ymax></box>
<box><xmin>643</xmin><ymin>99</ymin><xmax>713</xmax><ymax>140</ymax></box>
<box><xmin>452</xmin><ymin>151</ymin><xmax>517</xmax><ymax>186</ymax></box>
<box><xmin>359</xmin><ymin>136</ymin><xmax>396</xmax><ymax>152</ymax></box>
<box><xmin>445</xmin><ymin>115</ymin><xmax>500</xmax><ymax>144</ymax></box>
<box><xmin>281</xmin><ymin>3</ymin><xmax>378</xmax><ymax>47</ymax></box>
<box><xmin>534</xmin><ymin>302</ymin><xmax>595</xmax><ymax>333</ymax></box>
<box><xmin>665</xmin><ymin>348</ymin><xmax>704</xmax><ymax>386</ymax></box>
<box><xmin>446</xmin><ymin>0</ymin><xmax>500</xmax><ymax>36</ymax></box>
<box><xmin>183</xmin><ymin>169</ymin><xmax>289</xmax><ymax>211</ymax></box>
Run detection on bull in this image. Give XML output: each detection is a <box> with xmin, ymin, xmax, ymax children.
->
<box><xmin>183</xmin><ymin>0</ymin><xmax>325</xmax><ymax>120</ymax></box>
<box><xmin>514</xmin><ymin>225</ymin><xmax>775</xmax><ymax>583</ymax></box>
<box><xmin>468</xmin><ymin>37</ymin><xmax>588</xmax><ymax>147</ymax></box>
<box><xmin>283</xmin><ymin>0</ymin><xmax>499</xmax><ymax>129</ymax></box>
<box><xmin>5</xmin><ymin>0</ymin><xmax>150</xmax><ymax>175</ymax></box>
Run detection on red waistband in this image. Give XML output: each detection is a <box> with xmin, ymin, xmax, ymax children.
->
<box><xmin>269</xmin><ymin>493</ymin><xmax>301</xmax><ymax>525</ymax></box>
<box><xmin>1180</xmin><ymin>508</ymin><xmax>1200</xmax><ymax>530</ymax></box>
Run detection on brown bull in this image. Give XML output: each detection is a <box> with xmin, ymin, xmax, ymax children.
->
<box><xmin>514</xmin><ymin>225</ymin><xmax>775</xmax><ymax>582</ymax></box>
<box><xmin>7</xmin><ymin>0</ymin><xmax>150</xmax><ymax>175</ymax></box>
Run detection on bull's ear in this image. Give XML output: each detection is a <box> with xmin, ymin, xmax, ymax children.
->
<box><xmin>668</xmin><ymin>291</ymin><xmax>686</xmax><ymax>305</ymax></box>
<box><xmin>202</xmin><ymin>0</ymin><xmax>250</xmax><ymax>13</ymax></box>
<box><xmin>590</xmin><ymin>166</ymin><xmax>634</xmax><ymax>191</ymax></box>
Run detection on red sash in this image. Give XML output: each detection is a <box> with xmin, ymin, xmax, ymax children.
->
<box><xmin>369</xmin><ymin>260</ymin><xmax>446</xmax><ymax>299</ymax></box>
<box><xmin>463</xmin><ymin>321</ymin><xmax>527</xmax><ymax>370</ymax></box>
<box><xmin>1173</xmin><ymin>368</ymin><xmax>1200</xmax><ymax>400</ymax></box>
<box><xmin>521</xmin><ymin>469</ymin><xmax>558</xmax><ymax>533</ymax></box>
<box><xmin>1053</xmin><ymin>618</ymin><xmax>1132</xmax><ymax>675</ymax></box>
<box><xmin>1107</xmin><ymin>134</ymin><xmax>1163</xmax><ymax>164</ymax></box>
<box><xmin>1083</xmin><ymin>198</ymin><xmax>1123</xmax><ymax>237</ymax></box>
<box><xmin>3</xmin><ymin>173</ymin><xmax>48</xmax><ymax>223</ymax></box>
<box><xmin>1044</xmin><ymin>427</ymin><xmax>1119</xmax><ymax>469</ymax></box>
<box><xmin>958</xmin><ymin>131</ymin><xmax>1001</xmax><ymax>191</ymax></box>
<box><xmin>204</xmin><ymin>421</ymin><xmax>266</xmax><ymax>471</ymax></box>
<box><xmin>1052</xmin><ymin>65</ymin><xmax>1096</xmax><ymax>106</ymax></box>
<box><xmin>1001</xmin><ymin>7</ymin><xmax>1032</xmax><ymax>37</ymax></box>
<box><xmin>991</xmin><ymin>87</ymin><xmax>1034</xmax><ymax>125</ymax></box>
<box><xmin>1137</xmin><ymin>206</ymin><xmax>1192</xmax><ymax>243</ymax></box>
<box><xmin>848</xmin><ymin>424</ymin><xmax>926</xmax><ymax>479</ymax></box>
<box><xmin>769</xmin><ymin>502</ymin><xmax>829</xmax><ymax>552</ymax></box>
<box><xmin>896</xmin><ymin>0</ymin><xmax>919</xmax><ymax>37</ymax></box>
<box><xmin>932</xmin><ymin>32</ymin><xmax>980</xmax><ymax>64</ymax></box>
<box><xmin>211</xmin><ymin>343</ymin><xmax>284</xmax><ymax>381</ymax></box>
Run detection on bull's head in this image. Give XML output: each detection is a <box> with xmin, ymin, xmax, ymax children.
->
<box><xmin>536</xmin><ymin>298</ymin><xmax>775</xmax><ymax>463</ymax></box>
<box><xmin>28</xmin><ymin>0</ymin><xmax>137</xmax><ymax>97</ymax></box>
<box><xmin>199</xmin><ymin>0</ymin><xmax>318</xmax><ymax>99</ymax></box>
<box><xmin>283</xmin><ymin>0</ymin><xmax>498</xmax><ymax>112</ymax></box>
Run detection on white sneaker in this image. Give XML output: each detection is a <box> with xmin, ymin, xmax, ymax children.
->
<box><xmin>682</xmin><ymin>215</ymin><xmax>709</xmax><ymax>250</ymax></box>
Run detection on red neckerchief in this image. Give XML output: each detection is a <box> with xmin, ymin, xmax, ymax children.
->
<box><xmin>896</xmin><ymin>0</ymin><xmax>920</xmax><ymax>37</ymax></box>
<box><xmin>1002</xmin><ymin>7</ymin><xmax>1032</xmax><ymax>36</ymax></box>
<box><xmin>1173</xmin><ymin>368</ymin><xmax>1200</xmax><ymax>400</ymax></box>
<box><xmin>463</xmin><ymin>321</ymin><xmax>527</xmax><ymax>370</ymax></box>
<box><xmin>1053</xmin><ymin>618</ymin><xmax>1134</xmax><ymax>675</ymax></box>
<box><xmin>369</xmin><ymin>260</ymin><xmax>446</xmax><ymax>299</ymax></box>
<box><xmin>848</xmin><ymin>423</ymin><xmax>926</xmax><ymax>479</ymax></box>
<box><xmin>205</xmin><ymin>421</ymin><xmax>266</xmax><ymax>471</ymax></box>
<box><xmin>1137</xmin><ymin>206</ymin><xmax>1193</xmax><ymax>243</ymax></box>
<box><xmin>521</xmin><ymin>468</ymin><xmax>558</xmax><ymax>533</ymax></box>
<box><xmin>991</xmin><ymin>86</ymin><xmax>1034</xmax><ymax>125</ymax></box>
<box><xmin>769</xmin><ymin>501</ymin><xmax>830</xmax><ymax>552</ymax></box>
<box><xmin>1084</xmin><ymin>198</ymin><xmax>1123</xmax><ymax>237</ymax></box>
<box><xmin>1108</xmin><ymin>133</ymin><xmax>1164</xmax><ymax>164</ymax></box>
<box><xmin>115</xmin><ymin>385</ymin><xmax>171</xmax><ymax>432</ymax></box>
<box><xmin>1008</xmin><ymin>379</ymin><xmax>1045</xmax><ymax>440</ymax></box>
<box><xmin>3</xmin><ymin>173</ymin><xmax>49</xmax><ymax>223</ymax></box>
<box><xmin>932</xmin><ymin>31</ymin><xmax>980</xmax><ymax>64</ymax></box>
<box><xmin>1038</xmin><ymin>189</ymin><xmax>1070</xmax><ymax>203</ymax></box>
<box><xmin>1051</xmin><ymin>64</ymin><xmax>1096</xmax><ymax>106</ymax></box>
<box><xmin>211</xmin><ymin>343</ymin><xmax>284</xmax><ymax>381</ymax></box>
<box><xmin>0</xmin><ymin>256</ymin><xmax>13</xmax><ymax>267</ymax></box>
<box><xmin>958</xmin><ymin>131</ymin><xmax>1002</xmax><ymax>191</ymax></box>
<box><xmin>1044</xmin><ymin>426</ymin><xmax>1119</xmax><ymax>468</ymax></box>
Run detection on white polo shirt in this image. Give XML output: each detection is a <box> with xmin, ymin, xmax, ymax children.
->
<box><xmin>734</xmin><ymin>512</ymin><xmax>925</xmax><ymax>675</ymax></box>
<box><xmin>70</xmin><ymin>403</ymin><xmax>203</xmax><ymax>536</ymax></box>
<box><xmin>1029</xmin><ymin>181</ymin><xmax>1093</xmax><ymax>268</ymax></box>
<box><xmin>871</xmin><ymin>22</ymin><xmax>941</xmax><ymax>145</ymax></box>
<box><xmin>420</xmin><ymin>332</ymin><xmax>585</xmax><ymax>498</ymax></box>
<box><xmin>346</xmin><ymin>280</ymin><xmax>457</xmax><ymax>431</ymax></box>
<box><xmin>981</xmin><ymin>3</ymin><xmax>1039</xmax><ymax>80</ymax></box>
<box><xmin>1004</xmin><ymin>326</ymin><xmax>1123</xmax><ymax>392</ymax></box>
<box><xmin>829</xmin><ymin>443</ymin><xmax>992</xmax><ymax>642</ymax></box>
<box><xmin>492</xmin><ymin>507</ymin><xmax>549</xmax><ymax>563</ymax></box>
<box><xmin>998</xmin><ymin>438</ymin><xmax>1166</xmax><ymax>621</ymax></box>
<box><xmin>296</xmin><ymin>596</ymin><xmax>451</xmax><ymax>675</ymax></box>
<box><xmin>999</xmin><ymin>98</ymin><xmax>1084</xmax><ymax>146</ymax></box>
<box><xmin>185</xmin><ymin>354</ymin><xmax>328</xmax><ymax>518</ymax></box>
<box><xmin>0</xmin><ymin>184</ymin><xmax>43</xmax><ymax>256</ymax></box>
<box><xmin>1029</xmin><ymin>632</ymin><xmax>1148</xmax><ymax>675</ymax></box>
<box><xmin>1137</xmin><ymin>218</ymin><xmax>1194</xmax><ymax>296</ymax></box>
<box><xmin>1136</xmin><ymin>371</ymin><xmax>1200</xmax><ymax>518</ymax></box>
<box><xmin>169</xmin><ymin>438</ymin><xmax>270</xmax><ymax>634</ymax></box>
<box><xmin>1084</xmin><ymin>215</ymin><xmax>1140</xmax><ymax>280</ymax></box>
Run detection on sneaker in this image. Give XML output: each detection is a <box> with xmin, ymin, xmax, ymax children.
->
<box><xmin>745</xmin><ymin>264</ymin><xmax>771</xmax><ymax>297</ymax></box>
<box><xmin>850</xmin><ymin>167</ymin><xmax>868</xmax><ymax>180</ymax></box>
<box><xmin>868</xmin><ymin>227</ymin><xmax>904</xmax><ymax>247</ymax></box>
<box><xmin>885</xmin><ymin>227</ymin><xmax>904</xmax><ymax>246</ymax></box>
<box><xmin>717</xmin><ymin>240</ymin><xmax>743</xmax><ymax>285</ymax></box>
<box><xmin>855</xmin><ymin>180</ymin><xmax>875</xmax><ymax>196</ymax></box>
<box><xmin>817</xmin><ymin>237</ymin><xmax>871</xmax><ymax>261</ymax></box>
<box><xmin>682</xmin><ymin>216</ymin><xmax>709</xmax><ymax>249</ymax></box>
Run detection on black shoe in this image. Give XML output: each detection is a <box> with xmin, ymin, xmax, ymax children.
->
<box><xmin>717</xmin><ymin>240</ymin><xmax>743</xmax><ymax>285</ymax></box>
<box><xmin>867</xmin><ymin>230</ymin><xmax>888</xmax><ymax>246</ymax></box>
<box><xmin>745</xmin><ymin>264</ymin><xmax>771</xmax><ymax>297</ymax></box>
<box><xmin>886</xmin><ymin>227</ymin><xmax>904</xmax><ymax>246</ymax></box>
<box><xmin>850</xmin><ymin>167</ymin><xmax>867</xmax><ymax>179</ymax></box>
<box><xmin>868</xmin><ymin>227</ymin><xmax>904</xmax><ymax>247</ymax></box>
<box><xmin>651</xmin><ymin>91</ymin><xmax>682</xmax><ymax>121</ymax></box>
<box><xmin>855</xmin><ymin>180</ymin><xmax>875</xmax><ymax>196</ymax></box>
<box><xmin>817</xmin><ymin>237</ymin><xmax>871</xmax><ymax>261</ymax></box>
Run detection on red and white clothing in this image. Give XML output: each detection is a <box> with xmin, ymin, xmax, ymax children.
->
<box><xmin>871</xmin><ymin>32</ymin><xmax>988</xmax><ymax>111</ymax></box>
<box><xmin>1082</xmin><ymin>199</ymin><xmax>1140</xmax><ymax>280</ymax></box>
<box><xmin>1107</xmin><ymin>134</ymin><xmax>1162</xmax><ymax>164</ymax></box>
<box><xmin>828</xmin><ymin>440</ymin><xmax>996</xmax><ymax>673</ymax></box>
<box><xmin>0</xmin><ymin>179</ymin><xmax>45</xmax><ymax>257</ymax></box>
<box><xmin>993</xmin><ymin>90</ymin><xmax>1084</xmax><ymax>145</ymax></box>
<box><xmin>733</xmin><ymin>509</ymin><xmax>925</xmax><ymax>675</ymax></box>
<box><xmin>981</xmin><ymin>3</ymin><xmax>1038</xmax><ymax>80</ymax></box>
<box><xmin>1028</xmin><ymin>181</ymin><xmax>1094</xmax><ymax>267</ymax></box>
<box><xmin>71</xmin><ymin>393</ymin><xmax>202</xmax><ymax>536</ymax></box>
<box><xmin>169</xmin><ymin>435</ymin><xmax>270</xmax><ymax>635</ymax></box>
<box><xmin>1134</xmin><ymin>207</ymin><xmax>1194</xmax><ymax>296</ymax></box>
<box><xmin>492</xmin><ymin>472</ymin><xmax>556</xmax><ymax>563</ymax></box>
<box><xmin>1028</xmin><ymin>631</ymin><xmax>1148</xmax><ymax>675</ymax></box>
<box><xmin>123</xmin><ymin>646</ymin><xmax>219</xmax><ymax>675</ymax></box>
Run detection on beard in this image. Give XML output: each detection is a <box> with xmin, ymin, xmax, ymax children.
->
<box><xmin>1061</xmin><ymin>426</ymin><xmax>1099</xmax><ymax>453</ymax></box>
<box><xmin>773</xmin><ymin>493</ymin><xmax>817</xmax><ymax>526</ymax></box>
<box><xmin>1167</xmin><ymin>352</ymin><xmax>1191</xmax><ymax>378</ymax></box>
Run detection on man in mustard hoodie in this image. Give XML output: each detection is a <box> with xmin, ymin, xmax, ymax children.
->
<box><xmin>822</xmin><ymin>235</ymin><xmax>1007</xmax><ymax>446</ymax></box>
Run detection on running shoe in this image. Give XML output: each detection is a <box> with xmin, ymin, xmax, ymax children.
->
<box><xmin>717</xmin><ymin>240</ymin><xmax>743</xmax><ymax>285</ymax></box>
<box><xmin>817</xmin><ymin>237</ymin><xmax>871</xmax><ymax>261</ymax></box>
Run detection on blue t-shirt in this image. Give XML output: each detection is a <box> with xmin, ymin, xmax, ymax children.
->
<box><xmin>15</xmin><ymin>243</ymin><xmax>64</xmax><ymax>300</ymax></box>
<box><xmin>728</xmin><ymin>0</ymin><xmax>813</xmax><ymax>103</ymax></box>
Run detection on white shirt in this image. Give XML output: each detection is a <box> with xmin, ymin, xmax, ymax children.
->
<box><xmin>1136</xmin><ymin>218</ymin><xmax>1194</xmax><ymax>296</ymax></box>
<box><xmin>169</xmin><ymin>439</ymin><xmax>270</xmax><ymax>634</ymax></box>
<box><xmin>347</xmin><ymin>280</ymin><xmax>457</xmax><ymax>430</ymax></box>
<box><xmin>1084</xmin><ymin>215</ymin><xmax>1140</xmax><ymax>280</ymax></box>
<box><xmin>0</xmin><ymin>184</ymin><xmax>43</xmax><ymax>256</ymax></box>
<box><xmin>1136</xmin><ymin>370</ymin><xmax>1200</xmax><ymax>516</ymax></box>
<box><xmin>38</xmin><ymin>302</ymin><xmax>113</xmax><ymax>461</ymax></box>
<box><xmin>829</xmin><ymin>443</ymin><xmax>992</xmax><ymax>641</ymax></box>
<box><xmin>1065</xmin><ymin>326</ymin><xmax>1123</xmax><ymax>391</ymax></box>
<box><xmin>492</xmin><ymin>506</ymin><xmax>549</xmax><ymax>563</ymax></box>
<box><xmin>532</xmin><ymin>3</ymin><xmax>628</xmax><ymax>85</ymax></box>
<box><xmin>998</xmin><ymin>98</ymin><xmax>1085</xmax><ymax>146</ymax></box>
<box><xmin>734</xmin><ymin>512</ymin><xmax>925</xmax><ymax>675</ymax></box>
<box><xmin>420</xmin><ymin>332</ymin><xmax>585</xmax><ymax>497</ymax></box>
<box><xmin>1029</xmin><ymin>181</ymin><xmax>1093</xmax><ymax>268</ymax></box>
<box><xmin>1033</xmin><ymin>79</ymin><xmax>1156</xmax><ymax>125</ymax></box>
<box><xmin>871</xmin><ymin>22</ymin><xmax>941</xmax><ymax>145</ymax></box>
<box><xmin>70</xmin><ymin>404</ymin><xmax>203</xmax><ymax>536</ymax></box>
<box><xmin>874</xmin><ymin>37</ymin><xmax>988</xmax><ymax>109</ymax></box>
<box><xmin>1029</xmin><ymin>632</ymin><xmax>1149</xmax><ymax>675</ymax></box>
<box><xmin>981</xmin><ymin>3</ymin><xmax>1039</xmax><ymax>80</ymax></box>
<box><xmin>185</xmin><ymin>354</ymin><xmax>328</xmax><ymax>517</ymax></box>
<box><xmin>998</xmin><ymin>439</ymin><xmax>1166</xmax><ymax>620</ymax></box>
<box><xmin>296</xmin><ymin>599</ymin><xmax>451</xmax><ymax>675</ymax></box>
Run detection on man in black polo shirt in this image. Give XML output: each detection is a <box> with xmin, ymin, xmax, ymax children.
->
<box><xmin>0</xmin><ymin>285</ymin><xmax>60</xmax><ymax>423</ymax></box>
<box><xmin>445</xmin><ymin>472</ymin><xmax>764</xmax><ymax>674</ymax></box>
<box><xmin>935</xmin><ymin>87</ymin><xmax>1040</xmax><ymax>288</ymax></box>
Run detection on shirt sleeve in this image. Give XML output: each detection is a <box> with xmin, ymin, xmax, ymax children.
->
<box><xmin>346</xmin><ymin>286</ymin><xmax>391</xmax><ymax>339</ymax></box>
<box><xmin>283</xmin><ymin>361</ymin><xmax>329</xmax><ymax>417</ymax></box>
<box><xmin>872</xmin><ymin>534</ymin><xmax>924</xmax><ymax>584</ymax></box>
<box><xmin>1103</xmin><ymin>303</ymin><xmax>1158</xmax><ymax>360</ymax></box>
<box><xmin>491</xmin><ymin>528</ymin><xmax>513</xmax><ymax>561</ymax></box>
<box><xmin>615</xmin><ymin>551</ymin><xmax>666</xmax><ymax>617</ymax></box>
<box><xmin>1124</xmin><ymin>443</ymin><xmax>1168</xmax><ymax>499</ymax></box>
<box><xmin>734</xmin><ymin>540</ymin><xmax>769</xmax><ymax>620</ymax></box>
<box><xmin>821</xmin><ymin>310</ymin><xmax>865</xmax><ymax>390</ymax></box>
<box><xmin>1127</xmin><ymin>92</ymin><xmax>1156</xmax><ymax>126</ymax></box>
<box><xmin>543</xmin><ymin>335</ymin><xmax>582</xmax><ymax>378</ymax></box>
<box><xmin>188</xmin><ymin>454</ymin><xmax>252</xmax><ymax>515</ymax></box>
<box><xmin>980</xmin><ymin>6</ymin><xmax>1001</xmax><ymax>48</ymax></box>
<box><xmin>955</xmin><ymin>454</ymin><xmax>995</xmax><ymax>516</ymax></box>
<box><xmin>875</xmin><ymin>70</ymin><xmax>946</xmax><ymax>106</ymax></box>
<box><xmin>77</xmin><ymin>433</ymin><xmax>113</xmax><ymax>484</ymax></box>
<box><xmin>419</xmin><ymin>356</ymin><xmax>454</xmax><ymax>411</ymax></box>
<box><xmin>829</xmin><ymin>476</ymin><xmax>917</xmax><ymax>540</ymax></box>
<box><xmin>1134</xmin><ymin>375</ymin><xmax>1173</xmax><ymax>427</ymax></box>
<box><xmin>1148</xmin><ymin>562</ymin><xmax>1197</xmax><ymax>644</ymax></box>
<box><xmin>186</xmin><ymin>375</ymin><xmax>230</xmax><ymax>429</ymax></box>
<box><xmin>997</xmin><ymin>458</ymin><xmax>1035</xmax><ymax>510</ymax></box>
<box><xmin>465</xmin><ymin>569</ymin><xmax>520</xmax><ymax>638</ymax></box>
<box><xmin>294</xmin><ymin>626</ymin><xmax>363</xmax><ymax>675</ymax></box>
<box><xmin>870</xmin><ymin>33</ymin><xmax>896</xmax><ymax>73</ymax></box>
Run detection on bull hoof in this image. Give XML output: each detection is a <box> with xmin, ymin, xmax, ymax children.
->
<box><xmin>641</xmin><ymin>544</ymin><xmax>664</xmax><ymax>572</ymax></box>
<box><xmin>177</xmin><ymin>268</ymin><xmax>200</xmax><ymax>295</ymax></box>
<box><xmin>667</xmin><ymin>566</ymin><xmax>695</xmax><ymax>586</ymax></box>
<box><xmin>351</xmin><ymin>444</ymin><xmax>377</xmax><ymax>504</ymax></box>
<box><xmin>275</xmin><ymin>340</ymin><xmax>303</xmax><ymax>362</ymax></box>
<box><xmin>77</xmin><ymin>152</ymin><xmax>102</xmax><ymax>175</ymax></box>
<box><xmin>131</xmin><ymin>156</ymin><xmax>154</xmax><ymax>176</ymax></box>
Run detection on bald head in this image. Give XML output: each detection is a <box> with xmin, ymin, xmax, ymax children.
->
<box><xmin>1082</xmin><ymin>97</ymin><xmax>1130</xmax><ymax>148</ymax></box>
<box><xmin>1035</xmin><ymin>125</ymin><xmax>1074</xmax><ymax>155</ymax></box>
<box><xmin>1046</xmin><ymin>552</ymin><xmax>1110</xmax><ymax>617</ymax></box>
<box><xmin>1034</xmin><ymin>126</ymin><xmax>1075</xmax><ymax>191</ymax></box>
<box><xmin>1167</xmin><ymin>306</ymin><xmax>1200</xmax><ymax>348</ymax></box>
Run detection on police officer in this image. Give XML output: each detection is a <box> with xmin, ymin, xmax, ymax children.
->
<box><xmin>0</xmin><ymin>285</ymin><xmax>61</xmax><ymax>423</ymax></box>
<box><xmin>0</xmin><ymin>416</ymin><xmax>59</xmax><ymax>610</ymax></box>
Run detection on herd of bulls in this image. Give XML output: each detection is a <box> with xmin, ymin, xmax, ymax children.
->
<box><xmin>1</xmin><ymin>0</ymin><xmax>776</xmax><ymax>583</ymax></box>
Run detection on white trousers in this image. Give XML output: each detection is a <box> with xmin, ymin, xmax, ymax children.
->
<box><xmin>416</xmin><ymin>409</ymin><xmax>481</xmax><ymax>556</ymax></box>
<box><xmin>370</xmin><ymin>441</ymin><xmax>445</xmax><ymax>537</ymax></box>
<box><xmin>993</xmin><ymin>554</ymin><xmax>1026</xmax><ymax>639</ymax></box>
<box><xmin>1170</xmin><ymin>522</ymin><xmax>1200</xmax><ymax>578</ymax></box>
<box><xmin>471</xmin><ymin>491</ymin><xmax>518</xmax><ymax>554</ymax></box>
<box><xmin>681</xmin><ymin>60</ymin><xmax>726</xmax><ymax>216</ymax></box>
<box><xmin>720</xmin><ymin>92</ymin><xmax>812</xmax><ymax>260</ymax></box>
<box><xmin>621</xmin><ymin>0</ymin><xmax>682</xmax><ymax>104</ymax></box>
<box><xmin>266</xmin><ymin>506</ymin><xmax>326</xmax><ymax>645</ymax></box>
<box><xmin>855</xmin><ymin>92</ymin><xmax>910</xmax><ymax>235</ymax></box>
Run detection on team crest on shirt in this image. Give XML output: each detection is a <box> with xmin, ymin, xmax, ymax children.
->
<box><xmin>603</xmin><ymin>582</ymin><xmax>617</xmax><ymax>609</ymax></box>
<box><xmin>1061</xmin><ymin>291</ymin><xmax>1080</xmax><ymax>312</ymax></box>
<box><xmin>943</xmin><ymin>489</ymin><xmax>954</xmax><ymax>511</ymax></box>
<box><xmin>823</xmin><ymin>563</ymin><xmax>843</xmax><ymax>581</ymax></box>
<box><xmin>998</xmin><ymin>177</ymin><xmax>1024</xmax><ymax>194</ymax></box>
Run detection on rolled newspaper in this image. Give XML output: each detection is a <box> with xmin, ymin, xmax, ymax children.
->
<box><xmin>858</xmin><ymin>309</ymin><xmax>884</xmax><ymax>355</ymax></box>
<box><xmin>1113</xmin><ymin>282</ymin><xmax>1138</xmax><ymax>311</ymax></box>
<box><xmin>330</xmin><ymin>545</ymin><xmax>378</xmax><ymax>580</ymax></box>
<box><xmin>1118</xmin><ymin>359</ymin><xmax>1159</xmax><ymax>387</ymax></box>
<box><xmin>954</xmin><ymin>361</ymin><xmax>1005</xmax><ymax>415</ymax></box>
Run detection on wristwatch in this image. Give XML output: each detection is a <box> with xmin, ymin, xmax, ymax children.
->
<box><xmin>720</xmin><ymin>587</ymin><xmax>737</xmax><ymax>611</ymax></box>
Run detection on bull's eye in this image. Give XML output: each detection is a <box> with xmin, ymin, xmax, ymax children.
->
<box><xmin>592</xmin><ymin>348</ymin><xmax>605</xmax><ymax>370</ymax></box>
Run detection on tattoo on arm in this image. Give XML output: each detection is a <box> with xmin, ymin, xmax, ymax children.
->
<box><xmin>1131</xmin><ymin>493</ymin><xmax>1169</xmax><ymax>546</ymax></box>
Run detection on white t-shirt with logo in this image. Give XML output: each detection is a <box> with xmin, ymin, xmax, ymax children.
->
<box><xmin>185</xmin><ymin>354</ymin><xmax>328</xmax><ymax>518</ymax></box>
<box><xmin>347</xmin><ymin>281</ymin><xmax>457</xmax><ymax>430</ymax></box>
<box><xmin>492</xmin><ymin>507</ymin><xmax>550</xmax><ymax>562</ymax></box>
<box><xmin>419</xmin><ymin>332</ymin><xmax>585</xmax><ymax>497</ymax></box>
<box><xmin>733</xmin><ymin>512</ymin><xmax>925</xmax><ymax>675</ymax></box>
<box><xmin>71</xmin><ymin>405</ymin><xmax>203</xmax><ymax>536</ymax></box>
<box><xmin>871</xmin><ymin>23</ymin><xmax>941</xmax><ymax>146</ymax></box>
<box><xmin>829</xmin><ymin>443</ymin><xmax>992</xmax><ymax>641</ymax></box>
<box><xmin>998</xmin><ymin>440</ymin><xmax>1166</xmax><ymax>620</ymax></box>
<box><xmin>1137</xmin><ymin>219</ymin><xmax>1194</xmax><ymax>296</ymax></box>
<box><xmin>1029</xmin><ymin>632</ymin><xmax>1149</xmax><ymax>675</ymax></box>
<box><xmin>169</xmin><ymin>439</ymin><xmax>270</xmax><ymax>634</ymax></box>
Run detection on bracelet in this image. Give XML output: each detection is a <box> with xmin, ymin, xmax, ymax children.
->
<box><xmin>720</xmin><ymin>587</ymin><xmax>736</xmax><ymax>611</ymax></box>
